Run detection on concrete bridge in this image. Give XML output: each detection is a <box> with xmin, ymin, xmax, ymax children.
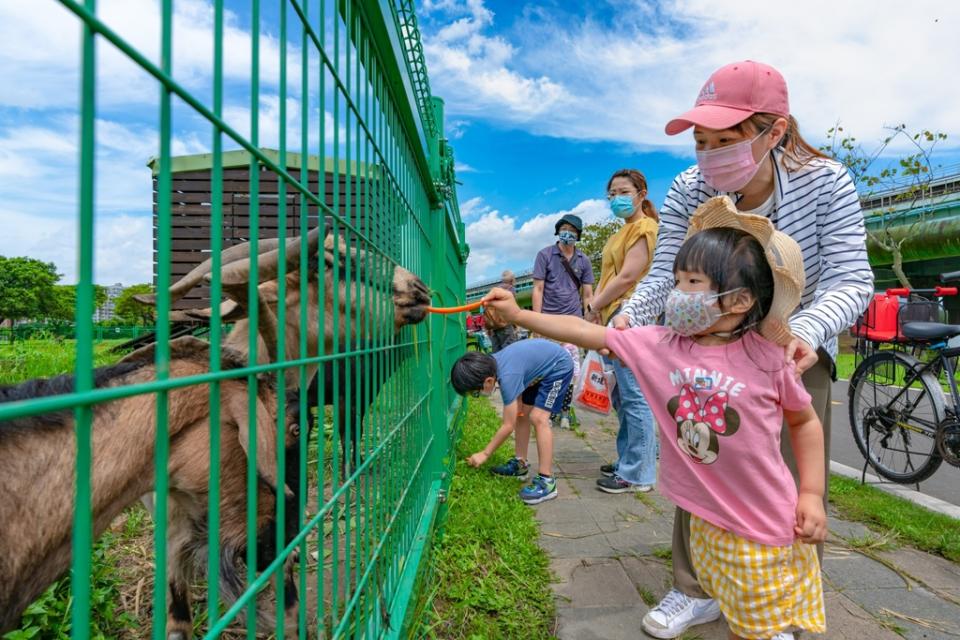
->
<box><xmin>862</xmin><ymin>170</ymin><xmax>960</xmax><ymax>288</ymax></box>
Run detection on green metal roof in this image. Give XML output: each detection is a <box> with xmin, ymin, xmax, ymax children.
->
<box><xmin>146</xmin><ymin>147</ymin><xmax>376</xmax><ymax>177</ymax></box>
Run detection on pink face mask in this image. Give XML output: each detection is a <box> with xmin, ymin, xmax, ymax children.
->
<box><xmin>696</xmin><ymin>128</ymin><xmax>771</xmax><ymax>193</ymax></box>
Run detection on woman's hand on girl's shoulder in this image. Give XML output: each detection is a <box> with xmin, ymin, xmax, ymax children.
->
<box><xmin>784</xmin><ymin>337</ymin><xmax>818</xmax><ymax>377</ymax></box>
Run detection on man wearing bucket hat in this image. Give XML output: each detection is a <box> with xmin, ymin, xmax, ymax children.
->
<box><xmin>532</xmin><ymin>213</ymin><xmax>595</xmax><ymax>428</ymax></box>
<box><xmin>613</xmin><ymin>60</ymin><xmax>873</xmax><ymax>638</ymax></box>
<box><xmin>532</xmin><ymin>213</ymin><xmax>595</xmax><ymax>318</ymax></box>
<box><xmin>481</xmin><ymin>194</ymin><xmax>829</xmax><ymax>640</ymax></box>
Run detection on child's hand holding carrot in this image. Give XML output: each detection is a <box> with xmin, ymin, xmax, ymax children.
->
<box><xmin>482</xmin><ymin>288</ymin><xmax>522</xmax><ymax>322</ymax></box>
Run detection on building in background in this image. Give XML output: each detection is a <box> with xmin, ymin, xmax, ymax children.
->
<box><xmin>93</xmin><ymin>282</ymin><xmax>124</xmax><ymax>322</ymax></box>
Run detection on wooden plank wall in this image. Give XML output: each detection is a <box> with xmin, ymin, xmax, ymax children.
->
<box><xmin>153</xmin><ymin>164</ymin><xmax>381</xmax><ymax>310</ymax></box>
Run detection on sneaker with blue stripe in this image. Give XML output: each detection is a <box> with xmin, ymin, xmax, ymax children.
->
<box><xmin>519</xmin><ymin>474</ymin><xmax>557</xmax><ymax>504</ymax></box>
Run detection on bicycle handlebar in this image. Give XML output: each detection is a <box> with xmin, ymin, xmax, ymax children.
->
<box><xmin>885</xmin><ymin>286</ymin><xmax>958</xmax><ymax>297</ymax></box>
<box><xmin>940</xmin><ymin>270</ymin><xmax>960</xmax><ymax>283</ymax></box>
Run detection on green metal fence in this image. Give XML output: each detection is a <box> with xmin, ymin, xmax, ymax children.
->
<box><xmin>1</xmin><ymin>0</ymin><xmax>466</xmax><ymax>637</ymax></box>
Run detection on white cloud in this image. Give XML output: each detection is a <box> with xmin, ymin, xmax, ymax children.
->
<box><xmin>454</xmin><ymin>161</ymin><xmax>478</xmax><ymax>173</ymax></box>
<box><xmin>0</xmin><ymin>0</ymin><xmax>299</xmax><ymax>111</ymax></box>
<box><xmin>422</xmin><ymin>0</ymin><xmax>960</xmax><ymax>151</ymax></box>
<box><xmin>0</xmin><ymin>208</ymin><xmax>153</xmax><ymax>286</ymax></box>
<box><xmin>0</xmin><ymin>115</ymin><xmax>207</xmax><ymax>286</ymax></box>
<box><xmin>422</xmin><ymin>0</ymin><xmax>570</xmax><ymax>121</ymax></box>
<box><xmin>464</xmin><ymin>197</ymin><xmax>610</xmax><ymax>283</ymax></box>
<box><xmin>446</xmin><ymin>119</ymin><xmax>470</xmax><ymax>139</ymax></box>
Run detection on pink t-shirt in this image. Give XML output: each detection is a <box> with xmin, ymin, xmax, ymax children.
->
<box><xmin>606</xmin><ymin>326</ymin><xmax>812</xmax><ymax>546</ymax></box>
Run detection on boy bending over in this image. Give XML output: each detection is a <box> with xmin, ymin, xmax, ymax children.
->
<box><xmin>450</xmin><ymin>339</ymin><xmax>574</xmax><ymax>504</ymax></box>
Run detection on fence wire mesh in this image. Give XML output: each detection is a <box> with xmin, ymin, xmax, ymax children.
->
<box><xmin>0</xmin><ymin>1</ymin><xmax>466</xmax><ymax>637</ymax></box>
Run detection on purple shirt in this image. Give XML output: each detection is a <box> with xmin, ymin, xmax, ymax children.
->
<box><xmin>532</xmin><ymin>243</ymin><xmax>594</xmax><ymax>317</ymax></box>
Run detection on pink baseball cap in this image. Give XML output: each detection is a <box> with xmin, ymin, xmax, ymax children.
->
<box><xmin>665</xmin><ymin>60</ymin><xmax>790</xmax><ymax>136</ymax></box>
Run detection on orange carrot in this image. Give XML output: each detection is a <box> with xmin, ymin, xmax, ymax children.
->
<box><xmin>426</xmin><ymin>300</ymin><xmax>484</xmax><ymax>314</ymax></box>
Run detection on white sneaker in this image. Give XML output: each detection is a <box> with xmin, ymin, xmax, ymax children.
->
<box><xmin>770</xmin><ymin>634</ymin><xmax>794</xmax><ymax>640</ymax></box>
<box><xmin>641</xmin><ymin>588</ymin><xmax>722</xmax><ymax>638</ymax></box>
<box><xmin>560</xmin><ymin>416</ymin><xmax>571</xmax><ymax>429</ymax></box>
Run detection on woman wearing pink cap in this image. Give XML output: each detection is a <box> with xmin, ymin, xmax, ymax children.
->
<box><xmin>616</xmin><ymin>61</ymin><xmax>874</xmax><ymax>639</ymax></box>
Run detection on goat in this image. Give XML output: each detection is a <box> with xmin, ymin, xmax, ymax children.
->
<box><xmin>136</xmin><ymin>227</ymin><xmax>431</xmax><ymax>386</ymax></box>
<box><xmin>141</xmin><ymin>228</ymin><xmax>429</xmax><ymax>472</ymax></box>
<box><xmin>0</xmin><ymin>336</ymin><xmax>299</xmax><ymax>638</ymax></box>
<box><xmin>132</xmin><ymin>227</ymin><xmax>431</xmax><ymax>632</ymax></box>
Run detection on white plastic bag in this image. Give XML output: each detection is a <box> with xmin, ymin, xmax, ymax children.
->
<box><xmin>573</xmin><ymin>350</ymin><xmax>613</xmax><ymax>415</ymax></box>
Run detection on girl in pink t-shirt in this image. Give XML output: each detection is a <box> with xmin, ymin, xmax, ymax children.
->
<box><xmin>483</xmin><ymin>201</ymin><xmax>827</xmax><ymax>640</ymax></box>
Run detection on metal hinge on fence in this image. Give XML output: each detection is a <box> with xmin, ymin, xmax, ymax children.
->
<box><xmin>437</xmin><ymin>490</ymin><xmax>448</xmax><ymax>504</ymax></box>
<box><xmin>434</xmin><ymin>181</ymin><xmax>454</xmax><ymax>201</ymax></box>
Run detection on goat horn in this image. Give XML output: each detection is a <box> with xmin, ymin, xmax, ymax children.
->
<box><xmin>253</xmin><ymin>289</ymin><xmax>281</xmax><ymax>363</ymax></box>
<box><xmin>133</xmin><ymin>237</ymin><xmax>285</xmax><ymax>306</ymax></box>
<box><xmin>218</xmin><ymin>228</ymin><xmax>322</xmax><ymax>288</ymax></box>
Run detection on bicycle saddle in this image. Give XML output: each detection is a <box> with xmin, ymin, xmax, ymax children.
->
<box><xmin>900</xmin><ymin>321</ymin><xmax>960</xmax><ymax>341</ymax></box>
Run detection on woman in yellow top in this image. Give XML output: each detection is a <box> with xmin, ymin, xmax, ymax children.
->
<box><xmin>584</xmin><ymin>169</ymin><xmax>659</xmax><ymax>493</ymax></box>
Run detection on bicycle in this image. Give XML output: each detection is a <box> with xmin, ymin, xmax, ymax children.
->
<box><xmin>847</xmin><ymin>271</ymin><xmax>960</xmax><ymax>484</ymax></box>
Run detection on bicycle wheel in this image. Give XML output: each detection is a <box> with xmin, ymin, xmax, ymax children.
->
<box><xmin>848</xmin><ymin>350</ymin><xmax>944</xmax><ymax>483</ymax></box>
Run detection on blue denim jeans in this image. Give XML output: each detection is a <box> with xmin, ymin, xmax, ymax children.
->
<box><xmin>608</xmin><ymin>356</ymin><xmax>657</xmax><ymax>486</ymax></box>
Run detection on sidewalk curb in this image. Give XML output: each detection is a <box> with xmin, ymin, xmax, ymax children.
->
<box><xmin>830</xmin><ymin>460</ymin><xmax>960</xmax><ymax>520</ymax></box>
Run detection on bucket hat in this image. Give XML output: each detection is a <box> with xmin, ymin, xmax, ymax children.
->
<box><xmin>554</xmin><ymin>214</ymin><xmax>583</xmax><ymax>238</ymax></box>
<box><xmin>685</xmin><ymin>196</ymin><xmax>804</xmax><ymax>346</ymax></box>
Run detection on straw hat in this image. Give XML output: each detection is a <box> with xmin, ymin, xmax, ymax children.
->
<box><xmin>685</xmin><ymin>196</ymin><xmax>804</xmax><ymax>346</ymax></box>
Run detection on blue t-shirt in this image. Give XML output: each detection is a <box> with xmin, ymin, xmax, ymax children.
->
<box><xmin>492</xmin><ymin>338</ymin><xmax>573</xmax><ymax>405</ymax></box>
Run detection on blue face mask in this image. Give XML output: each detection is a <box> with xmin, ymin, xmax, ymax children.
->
<box><xmin>609</xmin><ymin>195</ymin><xmax>635</xmax><ymax>218</ymax></box>
<box><xmin>558</xmin><ymin>230</ymin><xmax>577</xmax><ymax>245</ymax></box>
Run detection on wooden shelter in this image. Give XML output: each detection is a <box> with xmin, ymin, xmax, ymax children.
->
<box><xmin>148</xmin><ymin>149</ymin><xmax>380</xmax><ymax>310</ymax></box>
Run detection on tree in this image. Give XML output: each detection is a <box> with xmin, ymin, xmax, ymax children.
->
<box><xmin>113</xmin><ymin>284</ymin><xmax>156</xmax><ymax>325</ymax></box>
<box><xmin>578</xmin><ymin>219</ymin><xmax>622</xmax><ymax>278</ymax></box>
<box><xmin>821</xmin><ymin>124</ymin><xmax>948</xmax><ymax>288</ymax></box>
<box><xmin>42</xmin><ymin>284</ymin><xmax>108</xmax><ymax>322</ymax></box>
<box><xmin>0</xmin><ymin>256</ymin><xmax>60</xmax><ymax>325</ymax></box>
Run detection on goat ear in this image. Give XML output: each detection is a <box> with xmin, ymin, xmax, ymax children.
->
<box><xmin>169</xmin><ymin>309</ymin><xmax>198</xmax><ymax>322</ymax></box>
<box><xmin>183</xmin><ymin>300</ymin><xmax>246</xmax><ymax>323</ymax></box>
<box><xmin>228</xmin><ymin>389</ymin><xmax>293</xmax><ymax>500</ymax></box>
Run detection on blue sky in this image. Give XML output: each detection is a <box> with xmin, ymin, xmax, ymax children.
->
<box><xmin>1</xmin><ymin>0</ymin><xmax>959</xmax><ymax>287</ymax></box>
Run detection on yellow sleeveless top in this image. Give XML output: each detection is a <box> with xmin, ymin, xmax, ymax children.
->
<box><xmin>597</xmin><ymin>217</ymin><xmax>658</xmax><ymax>323</ymax></box>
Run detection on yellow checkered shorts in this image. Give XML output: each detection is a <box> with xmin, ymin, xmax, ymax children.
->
<box><xmin>690</xmin><ymin>515</ymin><xmax>826</xmax><ymax>639</ymax></box>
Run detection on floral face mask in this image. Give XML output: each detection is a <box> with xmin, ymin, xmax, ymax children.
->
<box><xmin>664</xmin><ymin>287</ymin><xmax>742</xmax><ymax>336</ymax></box>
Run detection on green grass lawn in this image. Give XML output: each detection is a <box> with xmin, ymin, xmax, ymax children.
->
<box><xmin>420</xmin><ymin>397</ymin><xmax>556</xmax><ymax>639</ymax></box>
<box><xmin>0</xmin><ymin>339</ymin><xmax>127</xmax><ymax>384</ymax></box>
<box><xmin>828</xmin><ymin>475</ymin><xmax>960</xmax><ymax>562</ymax></box>
<box><xmin>835</xmin><ymin>350</ymin><xmax>856</xmax><ymax>381</ymax></box>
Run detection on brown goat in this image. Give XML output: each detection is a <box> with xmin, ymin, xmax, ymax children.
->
<box><xmin>128</xmin><ymin>227</ymin><xmax>431</xmax><ymax>633</ymax></box>
<box><xmin>0</xmin><ymin>337</ymin><xmax>298</xmax><ymax>637</ymax></box>
<box><xmin>136</xmin><ymin>227</ymin><xmax>432</xmax><ymax>388</ymax></box>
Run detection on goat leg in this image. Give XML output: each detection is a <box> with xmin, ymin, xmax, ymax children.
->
<box><xmin>166</xmin><ymin>580</ymin><xmax>193</xmax><ymax>640</ymax></box>
<box><xmin>280</xmin><ymin>557</ymin><xmax>300</xmax><ymax>637</ymax></box>
<box><xmin>166</xmin><ymin>501</ymin><xmax>196</xmax><ymax>640</ymax></box>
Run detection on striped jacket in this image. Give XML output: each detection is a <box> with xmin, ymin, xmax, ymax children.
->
<box><xmin>619</xmin><ymin>149</ymin><xmax>874</xmax><ymax>359</ymax></box>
